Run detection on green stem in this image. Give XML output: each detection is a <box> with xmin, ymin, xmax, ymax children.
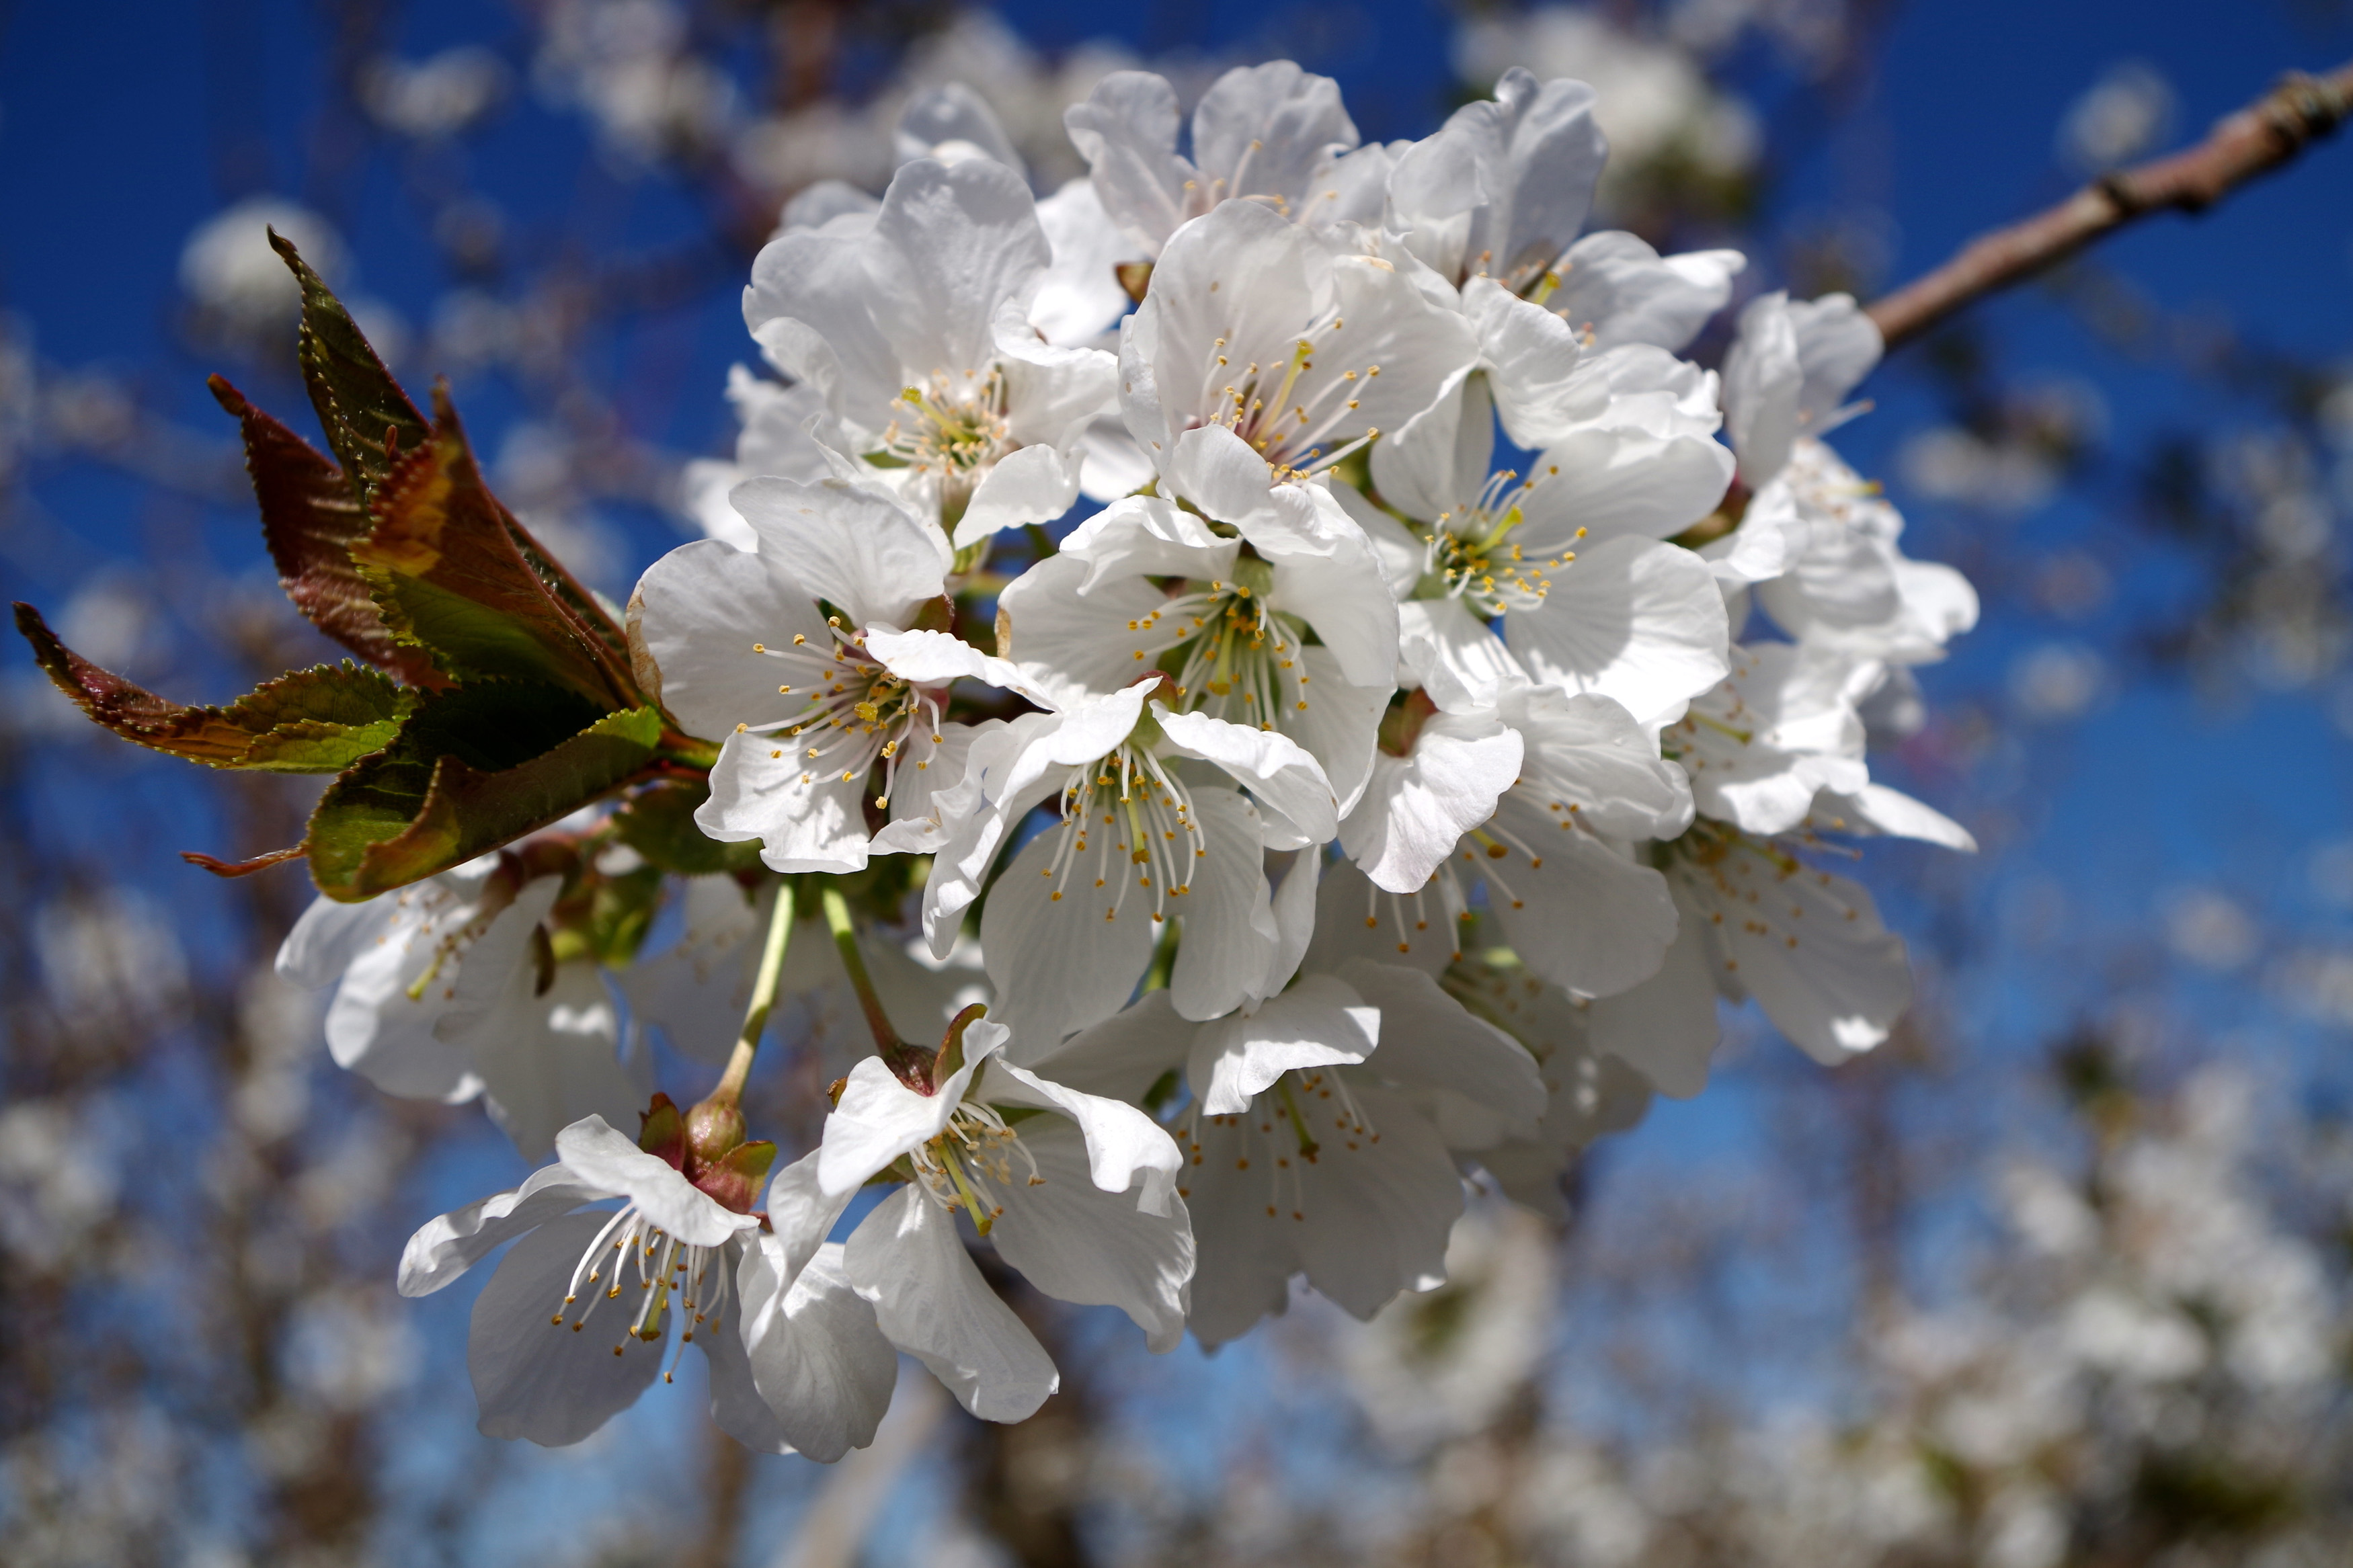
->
<box><xmin>712</xmin><ymin>879</ymin><xmax>796</xmax><ymax>1106</ymax></box>
<box><xmin>821</xmin><ymin>883</ymin><xmax>902</xmax><ymax>1059</ymax></box>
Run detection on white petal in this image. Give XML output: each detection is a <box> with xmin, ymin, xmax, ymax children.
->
<box><xmin>1548</xmin><ymin>232</ymin><xmax>1743</xmax><ymax>354</ymax></box>
<box><xmin>1182</xmin><ymin>1080</ymin><xmax>1462</xmax><ymax>1343</ymax></box>
<box><xmin>1509</xmin><ymin>424</ymin><xmax>1733</xmax><ymax>550</ymax></box>
<box><xmin>736</xmin><ymin>1239</ymin><xmax>899</xmax><ymax>1460</ymax></box>
<box><xmin>397</xmin><ymin>1161</ymin><xmax>611</xmax><ymax>1298</ymax></box>
<box><xmin>1587</xmin><ymin>920</ymin><xmax>1720</xmax><ymax>1098</ymax></box>
<box><xmin>1186</xmin><ymin>972</ymin><xmax>1378</xmax><ymax>1115</ymax></box>
<box><xmin>1504</xmin><ymin>534</ymin><xmax>1729</xmax><ymax>728</ymax></box>
<box><xmin>276</xmin><ymin>893</ymin><xmax>386</xmax><ymax>991</ymax></box>
<box><xmin>444</xmin><ymin>895</ymin><xmax>651</xmax><ymax>1161</ymax></box>
<box><xmin>864</xmin><ymin>157</ymin><xmax>1053</xmax><ymax>390</ymax></box>
<box><xmin>996</xmin><ymin>552</ymin><xmax>1173</xmax><ymax>704</ymax></box>
<box><xmin>986</xmin><ymin>1119</ymin><xmax>1194</xmax><ymax>1352</ymax></box>
<box><xmin>1153</xmin><ymin>705</ymin><xmax>1339</xmax><ymax>845</ymax></box>
<box><xmin>1190</xmin><ymin>61</ymin><xmax>1357</xmax><ymax>213</ymax></box>
<box><xmin>1499</xmin><ymin>684</ymin><xmax>1693</xmax><ymax>841</ymax></box>
<box><xmin>1057</xmin><ymin>493</ymin><xmax>1237</xmax><ymax>591</ymax></box>
<box><xmin>818</xmin><ymin>1051</ymin><xmax>982</xmax><ymax>1196</ymax></box>
<box><xmin>1341</xmin><ymin>711</ymin><xmax>1522</xmax><ymax>894</ymax></box>
<box><xmin>1814</xmin><ymin>782</ymin><xmax>1977</xmax><ymax>852</ymax></box>
<box><xmin>994</xmin><ymin>303</ymin><xmax>1121</xmax><ymax>446</ymax></box>
<box><xmin>1030</xmin><ymin>176</ymin><xmax>1145</xmax><ymax>346</ymax></box>
<box><xmin>1371</xmin><ymin>374</ymin><xmax>1496</xmax><ymax>525</ymax></box>
<box><xmin>729</xmin><ymin>477</ymin><xmax>949</xmax><ymax>631</ymax></box>
<box><xmin>1396</xmin><ymin>597</ymin><xmax>1521</xmax><ymax>714</ymax></box>
<box><xmin>1063</xmin><ymin>71</ymin><xmax>1195</xmax><ymax>255</ymax></box>
<box><xmin>986</xmin><ymin>1063</ymin><xmax>1187</xmax><ymax>1214</ymax></box>
<box><xmin>1332</xmin><ymin>958</ymin><xmax>1544</xmax><ymax>1143</ymax></box>
<box><xmin>315</xmin><ymin>883</ymin><xmax>494</xmax><ymax>1103</ymax></box>
<box><xmin>1720</xmin><ymin>292</ymin><xmax>1803</xmax><ymax>485</ymax></box>
<box><xmin>1303</xmin><ymin>854</ymin><xmax>1463</xmax><ymax>978</ymax></box>
<box><xmin>700</xmin><ymin>729</ymin><xmax>874</xmax><ymax>876</ymax></box>
<box><xmin>1484</xmin><ymin>813</ymin><xmax>1680</xmax><ymax>998</ymax></box>
<box><xmin>846</xmin><ymin>1188</ymin><xmax>1060</xmax><ymax>1422</ymax></box>
<box><xmin>616</xmin><ymin>877</ymin><xmax>768</xmax><ymax>1067</ymax></box>
<box><xmin>1458</xmin><ymin>69</ymin><xmax>1607</xmax><ymax>287</ymax></box>
<box><xmin>553</xmin><ymin>1116</ymin><xmax>756</xmax><ymax>1248</ymax></box>
<box><xmin>874</xmin><ymin>720</ymin><xmax>995</xmax><ymax>856</ymax></box>
<box><xmin>952</xmin><ymin>441</ymin><xmax>1083</xmax><ymax>550</ymax></box>
<box><xmin>980</xmin><ymin>820</ymin><xmax>1161</xmax><ymax>1057</ymax></box>
<box><xmin>895</xmin><ymin>83</ymin><xmax>1025</xmax><ymax>178</ymax></box>
<box><xmin>1264</xmin><ymin>515</ymin><xmax>1403</xmax><ymax>690</ymax></box>
<box><xmin>764</xmin><ymin>1149</ymin><xmax>858</xmax><ymax>1287</ymax></box>
<box><xmin>633</xmin><ymin>537</ymin><xmax>829</xmax><ymax>743</ymax></box>
<box><xmin>1168</xmin><ymin>784</ymin><xmax>1279</xmax><ymax>1024</ymax></box>
<box><xmin>1691</xmin><ymin>859</ymin><xmax>1913</xmax><ymax>1063</ymax></box>
<box><xmin>468</xmin><ymin>1212</ymin><xmax>663</xmax><ymax>1446</ymax></box>
<box><xmin>1021</xmin><ymin>987</ymin><xmax>1197</xmax><ymax>1092</ymax></box>
<box><xmin>1261</xmin><ymin>843</ymin><xmax>1322</xmax><ymax>1001</ymax></box>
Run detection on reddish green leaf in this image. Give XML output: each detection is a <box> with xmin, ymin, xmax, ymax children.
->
<box><xmin>305</xmin><ymin>703</ymin><xmax>664</xmax><ymax>902</ymax></box>
<box><xmin>352</xmin><ymin>389</ymin><xmax>639</xmax><ymax>708</ymax></box>
<box><xmin>273</xmin><ymin>229</ymin><xmax>430</xmax><ymax>516</ymax></box>
<box><xmin>13</xmin><ymin>603</ymin><xmax>413</xmax><ymax>773</ymax></box>
<box><xmin>208</xmin><ymin>374</ymin><xmax>448</xmax><ymax>690</ymax></box>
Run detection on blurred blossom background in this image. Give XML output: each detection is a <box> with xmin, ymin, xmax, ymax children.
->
<box><xmin>5</xmin><ymin>1</ymin><xmax>2353</xmax><ymax>1564</ymax></box>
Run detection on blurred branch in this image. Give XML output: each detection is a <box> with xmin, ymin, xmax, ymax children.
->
<box><xmin>1868</xmin><ymin>60</ymin><xmax>2353</xmax><ymax>349</ymax></box>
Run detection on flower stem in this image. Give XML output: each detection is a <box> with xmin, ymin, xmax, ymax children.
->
<box><xmin>711</xmin><ymin>878</ymin><xmax>797</xmax><ymax>1107</ymax></box>
<box><xmin>820</xmin><ymin>883</ymin><xmax>902</xmax><ymax>1061</ymax></box>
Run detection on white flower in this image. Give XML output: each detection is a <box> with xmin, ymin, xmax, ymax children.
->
<box><xmin>1117</xmin><ymin>196</ymin><xmax>1480</xmax><ymax>538</ymax></box>
<box><xmin>1750</xmin><ymin>438</ymin><xmax>1982</xmax><ymax>663</ymax></box>
<box><xmin>1669</xmin><ymin>641</ymin><xmax>1976</xmax><ymax>850</ymax></box>
<box><xmin>1658</xmin><ymin>823</ymin><xmax>1915</xmax><ymax>1063</ymax></box>
<box><xmin>1351</xmin><ymin>369</ymin><xmax>1732</xmax><ymax>729</ymax></box>
<box><xmin>1065</xmin><ymin>63</ymin><xmax>1360</xmax><ymax>257</ymax></box>
<box><xmin>1345</xmin><ymin>678</ymin><xmax>1692</xmax><ymax>998</ymax></box>
<box><xmin>744</xmin><ymin>157</ymin><xmax>1118</xmax><ymax>547</ymax></box>
<box><xmin>913</xmin><ymin>674</ymin><xmax>1342</xmax><ymax>1053</ymax></box>
<box><xmin>1431</xmin><ymin>955</ymin><xmax>1657</xmax><ymax>1216</ymax></box>
<box><xmin>995</xmin><ymin>493</ymin><xmax>1394</xmax><ymax>814</ymax></box>
<box><xmin>811</xmin><ymin>1019</ymin><xmax>1192</xmax><ymax>1420</ymax></box>
<box><xmin>1706</xmin><ymin>292</ymin><xmax>1979</xmax><ymax>665</ymax></box>
<box><xmin>277</xmin><ymin>862</ymin><xmax>648</xmax><ymax>1158</ymax></box>
<box><xmin>1030</xmin><ymin>886</ymin><xmax>1541</xmax><ymax>1344</ymax></box>
<box><xmin>397</xmin><ymin>1114</ymin><xmax>895</xmax><ymax>1459</ymax></box>
<box><xmin>1720</xmin><ymin>290</ymin><xmax>1882</xmax><ymax>492</ymax></box>
<box><xmin>631</xmin><ymin>477</ymin><xmax>989</xmax><ymax>874</ymax></box>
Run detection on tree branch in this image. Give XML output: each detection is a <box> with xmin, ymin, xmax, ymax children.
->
<box><xmin>1868</xmin><ymin>61</ymin><xmax>2353</xmax><ymax>350</ymax></box>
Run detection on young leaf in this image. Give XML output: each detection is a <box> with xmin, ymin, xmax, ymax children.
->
<box><xmin>272</xmin><ymin>229</ymin><xmax>430</xmax><ymax>515</ymax></box>
<box><xmin>352</xmin><ymin>389</ymin><xmax>640</xmax><ymax>708</ymax></box>
<box><xmin>208</xmin><ymin>374</ymin><xmax>448</xmax><ymax>689</ymax></box>
<box><xmin>305</xmin><ymin>702</ymin><xmax>665</xmax><ymax>901</ymax></box>
<box><xmin>13</xmin><ymin>604</ymin><xmax>414</xmax><ymax>773</ymax></box>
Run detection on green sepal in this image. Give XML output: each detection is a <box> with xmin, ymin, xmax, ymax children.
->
<box><xmin>637</xmin><ymin>1093</ymin><xmax>685</xmax><ymax>1166</ymax></box>
<box><xmin>13</xmin><ymin>603</ymin><xmax>413</xmax><ymax>774</ymax></box>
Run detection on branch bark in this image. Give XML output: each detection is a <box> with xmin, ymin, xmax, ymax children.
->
<box><xmin>1868</xmin><ymin>61</ymin><xmax>2353</xmax><ymax>349</ymax></box>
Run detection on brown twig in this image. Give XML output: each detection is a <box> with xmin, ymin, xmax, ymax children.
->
<box><xmin>1868</xmin><ymin>62</ymin><xmax>2353</xmax><ymax>350</ymax></box>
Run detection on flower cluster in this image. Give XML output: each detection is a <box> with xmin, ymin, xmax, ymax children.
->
<box><xmin>252</xmin><ymin>58</ymin><xmax>1971</xmax><ymax>1457</ymax></box>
